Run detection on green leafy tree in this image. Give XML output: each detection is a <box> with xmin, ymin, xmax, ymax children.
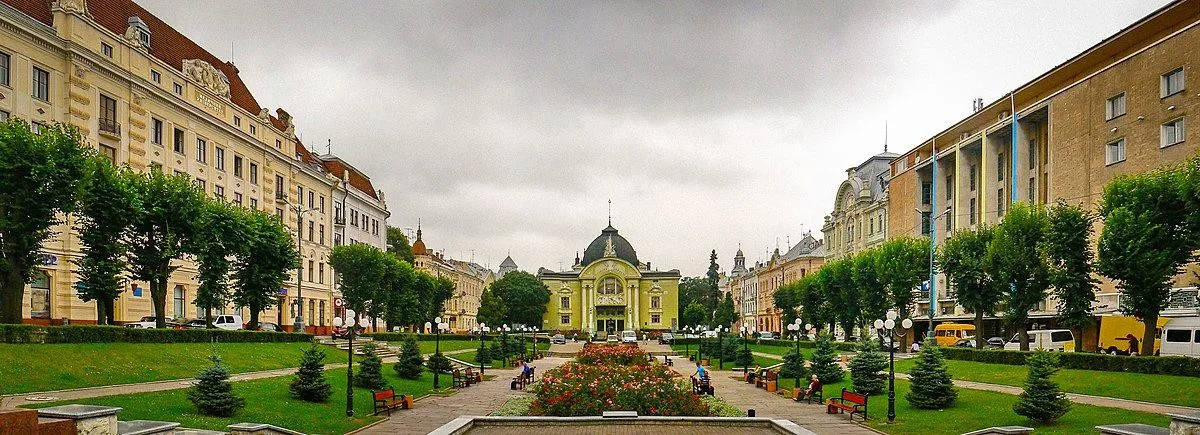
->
<box><xmin>1046</xmin><ymin>202</ymin><xmax>1099</xmax><ymax>352</ymax></box>
<box><xmin>905</xmin><ymin>344</ymin><xmax>956</xmax><ymax>409</ymax></box>
<box><xmin>0</xmin><ymin>120</ymin><xmax>91</xmax><ymax>324</ymax></box>
<box><xmin>713</xmin><ymin>293</ymin><xmax>737</xmax><ymax>329</ymax></box>
<box><xmin>678</xmin><ymin>276</ymin><xmax>712</xmax><ymax>318</ymax></box>
<box><xmin>475</xmin><ymin>339</ymin><xmax>493</xmax><ymax>366</ymax></box>
<box><xmin>1013</xmin><ymin>350</ymin><xmax>1071</xmax><ymax>423</ymax></box>
<box><xmin>875</xmin><ymin>237</ymin><xmax>929</xmax><ymax>348</ymax></box>
<box><xmin>190</xmin><ymin>200</ymin><xmax>246</xmax><ymax>328</ymax></box>
<box><xmin>231</xmin><ymin>210</ymin><xmax>299</xmax><ymax>329</ymax></box>
<box><xmin>290</xmin><ymin>344</ymin><xmax>333</xmax><ymax>402</ymax></box>
<box><xmin>850</xmin><ymin>338</ymin><xmax>887</xmax><ymax>395</ymax></box>
<box><xmin>810</xmin><ymin>333</ymin><xmax>844</xmax><ymax>385</ymax></box>
<box><xmin>386</xmin><ymin>225</ymin><xmax>415</xmax><ymax>263</ymax></box>
<box><xmin>126</xmin><ymin>168</ymin><xmax>205</xmax><ymax>328</ymax></box>
<box><xmin>774</xmin><ymin>281</ymin><xmax>800</xmax><ymax>326</ymax></box>
<box><xmin>189</xmin><ymin>353</ymin><xmax>245</xmax><ymax>417</ymax></box>
<box><xmin>330</xmin><ymin>244</ymin><xmax>388</xmax><ymax>319</ymax></box>
<box><xmin>822</xmin><ymin>259</ymin><xmax>859</xmax><ymax>339</ymax></box>
<box><xmin>681</xmin><ymin>302</ymin><xmax>708</xmax><ymax>329</ymax></box>
<box><xmin>939</xmin><ymin>225</ymin><xmax>1001</xmax><ymax>349</ymax></box>
<box><xmin>394</xmin><ymin>335</ymin><xmax>425</xmax><ymax>379</ymax></box>
<box><xmin>489</xmin><ymin>271</ymin><xmax>550</xmax><ymax>327</ymax></box>
<box><xmin>381</xmin><ymin>256</ymin><xmax>417</xmax><ymax>331</ymax></box>
<box><xmin>989</xmin><ymin>202</ymin><xmax>1050</xmax><ymax>351</ymax></box>
<box><xmin>477</xmin><ymin>288</ymin><xmax>506</xmax><ymax>327</ymax></box>
<box><xmin>1098</xmin><ymin>167</ymin><xmax>1194</xmax><ymax>356</ymax></box>
<box><xmin>852</xmin><ymin>250</ymin><xmax>887</xmax><ymax>334</ymax></box>
<box><xmin>354</xmin><ymin>342</ymin><xmax>387</xmax><ymax>390</ymax></box>
<box><xmin>74</xmin><ymin>160</ymin><xmax>138</xmax><ymax>325</ymax></box>
<box><xmin>796</xmin><ymin>274</ymin><xmax>830</xmax><ymax>334</ymax></box>
<box><xmin>430</xmin><ymin>275</ymin><xmax>456</xmax><ymax>322</ymax></box>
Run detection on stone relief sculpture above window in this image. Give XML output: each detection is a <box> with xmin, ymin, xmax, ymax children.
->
<box><xmin>182</xmin><ymin>59</ymin><xmax>231</xmax><ymax>97</ymax></box>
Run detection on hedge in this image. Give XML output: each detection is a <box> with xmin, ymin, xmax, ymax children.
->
<box><xmin>670</xmin><ymin>337</ymin><xmax>857</xmax><ymax>352</ymax></box>
<box><xmin>939</xmin><ymin>346</ymin><xmax>1200</xmax><ymax>378</ymax></box>
<box><xmin>363</xmin><ymin>332</ymin><xmax>477</xmax><ymax>342</ymax></box>
<box><xmin>0</xmin><ymin>324</ymin><xmax>313</xmax><ymax>344</ymax></box>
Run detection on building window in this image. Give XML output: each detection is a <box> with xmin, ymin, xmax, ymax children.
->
<box><xmin>996</xmin><ymin>153</ymin><xmax>1005</xmax><ymax>181</ymax></box>
<box><xmin>308</xmin><ymin>260</ymin><xmax>314</xmax><ymax>282</ymax></box>
<box><xmin>1162</xmin><ymin>67</ymin><xmax>1185</xmax><ymax>98</ymax></box>
<box><xmin>249</xmin><ymin>198</ymin><xmax>258</xmax><ymax>209</ymax></box>
<box><xmin>1107</xmin><ymin>137</ymin><xmax>1126</xmax><ymax>165</ymax></box>
<box><xmin>249</xmin><ymin>163</ymin><xmax>258</xmax><ymax>184</ymax></box>
<box><xmin>560</xmin><ymin>296</ymin><xmax>569</xmax><ymax>309</ymax></box>
<box><xmin>151</xmin><ymin>70</ymin><xmax>160</xmax><ymax>83</ymax></box>
<box><xmin>920</xmin><ymin>211</ymin><xmax>931</xmax><ymax>235</ymax></box>
<box><xmin>233</xmin><ymin>155</ymin><xmax>243</xmax><ymax>177</ymax></box>
<box><xmin>969</xmin><ymin>164</ymin><xmax>977</xmax><ymax>191</ymax></box>
<box><xmin>0</xmin><ymin>110</ymin><xmax>9</xmax><ymax>121</ymax></box>
<box><xmin>101</xmin><ymin>42</ymin><xmax>113</xmax><ymax>57</ymax></box>
<box><xmin>1106</xmin><ymin>93</ymin><xmax>1126</xmax><ymax>120</ymax></box>
<box><xmin>151</xmin><ymin>118</ymin><xmax>163</xmax><ymax>145</ymax></box>
<box><xmin>298</xmin><ymin>186</ymin><xmax>304</xmax><ymax>205</ymax></box>
<box><xmin>351</xmin><ymin>209</ymin><xmax>359</xmax><ymax>227</ymax></box>
<box><xmin>308</xmin><ymin>191</ymin><xmax>315</xmax><ymax>208</ymax></box>
<box><xmin>276</xmin><ymin>208</ymin><xmax>284</xmax><ymax>221</ymax></box>
<box><xmin>173</xmin><ymin>285</ymin><xmax>186</xmax><ymax>319</ymax></box>
<box><xmin>99</xmin><ymin>144</ymin><xmax>116</xmax><ymax>162</ymax></box>
<box><xmin>308</xmin><ymin>221</ymin><xmax>314</xmax><ymax>242</ymax></box>
<box><xmin>997</xmin><ymin>188</ymin><xmax>1005</xmax><ymax>217</ymax></box>
<box><xmin>1028</xmin><ymin>177</ymin><xmax>1035</xmax><ymax>202</ymax></box>
<box><xmin>99</xmin><ymin>94</ymin><xmax>118</xmax><ymax>135</ymax></box>
<box><xmin>173</xmin><ymin>128</ymin><xmax>185</xmax><ymax>154</ymax></box>
<box><xmin>0</xmin><ymin>52</ymin><xmax>9</xmax><ymax>86</ymax></box>
<box><xmin>945</xmin><ymin>175</ymin><xmax>953</xmax><ymax>200</ymax></box>
<box><xmin>651</xmin><ymin>295</ymin><xmax>660</xmax><ymax>309</ymax></box>
<box><xmin>214</xmin><ymin>185</ymin><xmax>224</xmax><ymax>198</ymax></box>
<box><xmin>250</xmin><ymin>124</ymin><xmax>256</xmax><ymax>135</ymax></box>
<box><xmin>32</xmin><ymin>66</ymin><xmax>49</xmax><ymax>101</ymax></box>
<box><xmin>319</xmin><ymin>224</ymin><xmax>325</xmax><ymax>245</ymax></box>
<box><xmin>920</xmin><ymin>182</ymin><xmax>932</xmax><ymax>205</ymax></box>
<box><xmin>195</xmin><ymin>178</ymin><xmax>205</xmax><ymax>192</ymax></box>
<box><xmin>173</xmin><ymin>82</ymin><xmax>183</xmax><ymax>95</ymax></box>
<box><xmin>1028</xmin><ymin>140</ymin><xmax>1037</xmax><ymax>169</ymax></box>
<box><xmin>275</xmin><ymin>175</ymin><xmax>286</xmax><ymax>201</ymax></box>
<box><xmin>334</xmin><ymin>233</ymin><xmax>343</xmax><ymax>246</ymax></box>
<box><xmin>214</xmin><ymin>146</ymin><xmax>225</xmax><ymax>170</ymax></box>
<box><xmin>275</xmin><ymin>139</ymin><xmax>282</xmax><ymax>149</ymax></box>
<box><xmin>560</xmin><ymin>315</ymin><xmax>570</xmax><ymax>325</ymax></box>
<box><xmin>234</xmin><ymin>192</ymin><xmax>243</xmax><ymax>206</ymax></box>
<box><xmin>234</xmin><ymin>116</ymin><xmax>241</xmax><ymax>127</ymax></box>
<box><xmin>320</xmin><ymin>196</ymin><xmax>325</xmax><ymax>213</ymax></box>
<box><xmin>1162</xmin><ymin>118</ymin><xmax>1185</xmax><ymax>148</ymax></box>
<box><xmin>309</xmin><ymin>299</ymin><xmax>315</xmax><ymax>325</ymax></box>
<box><xmin>651</xmin><ymin>314</ymin><xmax>661</xmax><ymax>324</ymax></box>
<box><xmin>196</xmin><ymin>138</ymin><xmax>207</xmax><ymax>163</ymax></box>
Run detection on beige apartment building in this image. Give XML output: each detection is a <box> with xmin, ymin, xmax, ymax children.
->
<box><xmin>887</xmin><ymin>0</ymin><xmax>1200</xmax><ymax>339</ymax></box>
<box><xmin>410</xmin><ymin>225</ymin><xmax>493</xmax><ymax>333</ymax></box>
<box><xmin>3</xmin><ymin>0</ymin><xmax>387</xmax><ymax>331</ymax></box>
<box><xmin>750</xmin><ymin>234</ymin><xmax>824</xmax><ymax>334</ymax></box>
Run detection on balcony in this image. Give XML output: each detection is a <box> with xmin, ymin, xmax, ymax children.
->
<box><xmin>98</xmin><ymin>118</ymin><xmax>121</xmax><ymax>138</ymax></box>
<box><xmin>275</xmin><ymin>191</ymin><xmax>287</xmax><ymax>202</ymax></box>
<box><xmin>334</xmin><ymin>215</ymin><xmax>345</xmax><ymax>226</ymax></box>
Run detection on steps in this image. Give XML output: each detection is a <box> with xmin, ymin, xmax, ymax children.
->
<box><xmin>315</xmin><ymin>336</ymin><xmax>398</xmax><ymax>358</ymax></box>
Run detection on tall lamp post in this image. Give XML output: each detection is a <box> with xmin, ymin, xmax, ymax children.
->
<box><xmin>697</xmin><ymin>325</ymin><xmax>708</xmax><ymax>363</ymax></box>
<box><xmin>425</xmin><ymin>317</ymin><xmax>449</xmax><ymax>390</ymax></box>
<box><xmin>874</xmin><ymin>309</ymin><xmax>913</xmax><ymax>423</ymax></box>
<box><xmin>739</xmin><ymin>324</ymin><xmax>754</xmax><ymax>375</ymax></box>
<box><xmin>786</xmin><ymin>318</ymin><xmax>807</xmax><ymax>389</ymax></box>
<box><xmin>683</xmin><ymin>326</ymin><xmax>692</xmax><ymax>360</ymax></box>
<box><xmin>332</xmin><ymin>309</ymin><xmax>364</xmax><ymax>417</ymax></box>
<box><xmin>501</xmin><ymin>324</ymin><xmax>511</xmax><ymax>366</ymax></box>
<box><xmin>479</xmin><ymin>323</ymin><xmax>489</xmax><ymax>376</ymax></box>
<box><xmin>285</xmin><ymin>199</ymin><xmax>318</xmax><ymax>333</ymax></box>
<box><xmin>715</xmin><ymin>325</ymin><xmax>727</xmax><ymax>369</ymax></box>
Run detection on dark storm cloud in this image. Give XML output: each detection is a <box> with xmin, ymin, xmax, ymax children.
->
<box><xmin>141</xmin><ymin>0</ymin><xmax>1162</xmax><ymax>275</ymax></box>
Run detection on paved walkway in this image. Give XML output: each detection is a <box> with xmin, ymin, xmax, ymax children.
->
<box><xmin>357</xmin><ymin>357</ymin><xmax>572</xmax><ymax>434</ymax></box>
<box><xmin>894</xmin><ymin>373</ymin><xmax>1200</xmax><ymax>415</ymax></box>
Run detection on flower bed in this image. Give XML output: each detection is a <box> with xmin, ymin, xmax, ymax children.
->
<box><xmin>576</xmin><ymin>343</ymin><xmax>652</xmax><ymax>366</ymax></box>
<box><xmin>528</xmin><ymin>362</ymin><xmax>708</xmax><ymax>416</ymax></box>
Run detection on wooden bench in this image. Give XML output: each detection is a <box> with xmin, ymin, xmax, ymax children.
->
<box><xmin>792</xmin><ymin>383</ymin><xmax>823</xmax><ymax>404</ymax></box>
<box><xmin>371</xmin><ymin>387</ymin><xmax>412</xmax><ymax>415</ymax></box>
<box><xmin>511</xmin><ymin>367</ymin><xmax>535</xmax><ymax>390</ymax></box>
<box><xmin>826</xmin><ymin>388</ymin><xmax>868</xmax><ymax>421</ymax></box>
<box><xmin>464</xmin><ymin>367</ymin><xmax>482</xmax><ymax>385</ymax></box>
<box><xmin>756</xmin><ymin>370</ymin><xmax>777</xmax><ymax>389</ymax></box>
<box><xmin>452</xmin><ymin>369</ymin><xmax>468</xmax><ymax>388</ymax></box>
<box><xmin>690</xmin><ymin>375</ymin><xmax>714</xmax><ymax>396</ymax></box>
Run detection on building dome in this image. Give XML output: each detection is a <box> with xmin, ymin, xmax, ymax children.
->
<box><xmin>580</xmin><ymin>225</ymin><xmax>639</xmax><ymax>267</ymax></box>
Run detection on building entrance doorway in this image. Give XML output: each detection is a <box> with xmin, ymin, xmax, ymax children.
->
<box><xmin>597</xmin><ymin>319</ymin><xmax>624</xmax><ymax>335</ymax></box>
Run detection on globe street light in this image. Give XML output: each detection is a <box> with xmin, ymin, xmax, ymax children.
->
<box><xmin>501</xmin><ymin>324</ymin><xmax>511</xmax><ymax>367</ymax></box>
<box><xmin>875</xmin><ymin>309</ymin><xmax>913</xmax><ymax>423</ymax></box>
<box><xmin>683</xmin><ymin>326</ymin><xmax>693</xmax><ymax>361</ymax></box>
<box><xmin>332</xmin><ymin>309</ymin><xmax>363</xmax><ymax>417</ymax></box>
<box><xmin>697</xmin><ymin>325</ymin><xmax>708</xmax><ymax>364</ymax></box>
<box><xmin>786</xmin><ymin>318</ymin><xmax>804</xmax><ymax>388</ymax></box>
<box><xmin>739</xmin><ymin>324</ymin><xmax>752</xmax><ymax>376</ymax></box>
<box><xmin>426</xmin><ymin>317</ymin><xmax>449</xmax><ymax>390</ymax></box>
<box><xmin>715</xmin><ymin>325</ymin><xmax>727</xmax><ymax>369</ymax></box>
<box><xmin>479</xmin><ymin>323</ymin><xmax>489</xmax><ymax>377</ymax></box>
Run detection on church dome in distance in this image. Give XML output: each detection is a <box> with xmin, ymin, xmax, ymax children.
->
<box><xmin>580</xmin><ymin>225</ymin><xmax>639</xmax><ymax>267</ymax></box>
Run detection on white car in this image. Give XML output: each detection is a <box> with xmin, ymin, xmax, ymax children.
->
<box><xmin>125</xmin><ymin>316</ymin><xmax>172</xmax><ymax>328</ymax></box>
<box><xmin>758</xmin><ymin>332</ymin><xmax>776</xmax><ymax>340</ymax></box>
<box><xmin>621</xmin><ymin>330</ymin><xmax>637</xmax><ymax>343</ymax></box>
<box><xmin>182</xmin><ymin>315</ymin><xmax>244</xmax><ymax>330</ymax></box>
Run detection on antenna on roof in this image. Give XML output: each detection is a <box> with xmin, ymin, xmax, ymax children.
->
<box><xmin>607</xmin><ymin>199</ymin><xmax>612</xmax><ymax>226</ymax></box>
<box><xmin>326</xmin><ymin>139</ymin><xmax>331</xmax><ymax>155</ymax></box>
<box><xmin>884</xmin><ymin>121</ymin><xmax>888</xmax><ymax>153</ymax></box>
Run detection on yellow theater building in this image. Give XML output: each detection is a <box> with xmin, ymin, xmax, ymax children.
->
<box><xmin>537</xmin><ymin>224</ymin><xmax>680</xmax><ymax>334</ymax></box>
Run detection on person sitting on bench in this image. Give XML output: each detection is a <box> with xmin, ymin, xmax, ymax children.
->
<box><xmin>748</xmin><ymin>364</ymin><xmax>763</xmax><ymax>383</ymax></box>
<box><xmin>799</xmin><ymin>374</ymin><xmax>822</xmax><ymax>401</ymax></box>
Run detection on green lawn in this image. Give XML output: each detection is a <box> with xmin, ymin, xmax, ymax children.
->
<box><xmin>0</xmin><ymin>342</ymin><xmax>317</xmax><ymax>395</ymax></box>
<box><xmin>892</xmin><ymin>358</ymin><xmax>1200</xmax><ymax>408</ymax></box>
<box><xmin>26</xmin><ymin>365</ymin><xmax>443</xmax><ymax>434</ymax></box>
<box><xmin>414</xmin><ymin>339</ymin><xmax>478</xmax><ymax>354</ymax></box>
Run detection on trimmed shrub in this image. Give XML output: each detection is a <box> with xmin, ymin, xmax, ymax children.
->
<box><xmin>938</xmin><ymin>346</ymin><xmax>1200</xmax><ymax>378</ymax></box>
<box><xmin>529</xmin><ymin>362</ymin><xmax>707</xmax><ymax>416</ymax></box>
<box><xmin>850</xmin><ymin>338</ymin><xmax>888</xmax><ymax>395</ymax></box>
<box><xmin>673</xmin><ymin>336</ymin><xmax>857</xmax><ymax>351</ymax></box>
<box><xmin>394</xmin><ymin>336</ymin><xmax>424</xmax><ymax>380</ymax></box>
<box><xmin>189</xmin><ymin>353</ymin><xmax>245</xmax><ymax>417</ymax></box>
<box><xmin>576</xmin><ymin>344</ymin><xmax>651</xmax><ymax>365</ymax></box>
<box><xmin>363</xmin><ymin>332</ymin><xmax>475</xmax><ymax>342</ymax></box>
<box><xmin>290</xmin><ymin>344</ymin><xmax>333</xmax><ymax>402</ymax></box>
<box><xmin>905</xmin><ymin>345</ymin><xmax>957</xmax><ymax>409</ymax></box>
<box><xmin>0</xmin><ymin>324</ymin><xmax>313</xmax><ymax>344</ymax></box>
<box><xmin>1013</xmin><ymin>350</ymin><xmax>1071</xmax><ymax>423</ymax></box>
<box><xmin>810</xmin><ymin>334</ymin><xmax>844</xmax><ymax>385</ymax></box>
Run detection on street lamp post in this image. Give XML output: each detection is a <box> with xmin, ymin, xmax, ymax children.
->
<box><xmin>740</xmin><ymin>324</ymin><xmax>750</xmax><ymax>375</ymax></box>
<box><xmin>684</xmin><ymin>326</ymin><xmax>692</xmax><ymax>360</ymax></box>
<box><xmin>786</xmin><ymin>318</ymin><xmax>806</xmax><ymax>389</ymax></box>
<box><xmin>286</xmin><ymin>200</ymin><xmax>318</xmax><ymax>333</ymax></box>
<box><xmin>426</xmin><ymin>317</ymin><xmax>448</xmax><ymax>390</ymax></box>
<box><xmin>479</xmin><ymin>323</ymin><xmax>489</xmax><ymax>376</ymax></box>
<box><xmin>697</xmin><ymin>325</ymin><xmax>708</xmax><ymax>363</ymax></box>
<box><xmin>501</xmin><ymin>324</ymin><xmax>511</xmax><ymax>366</ymax></box>
<box><xmin>332</xmin><ymin>309</ymin><xmax>363</xmax><ymax>417</ymax></box>
<box><xmin>716</xmin><ymin>325</ymin><xmax>726</xmax><ymax>369</ymax></box>
<box><xmin>875</xmin><ymin>309</ymin><xmax>913</xmax><ymax>423</ymax></box>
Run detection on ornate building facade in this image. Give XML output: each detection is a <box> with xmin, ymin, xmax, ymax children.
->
<box><xmin>752</xmin><ymin>234</ymin><xmax>824</xmax><ymax>333</ymax></box>
<box><xmin>538</xmin><ymin>224</ymin><xmax>680</xmax><ymax>334</ymax></box>
<box><xmin>410</xmin><ymin>224</ymin><xmax>492</xmax><ymax>332</ymax></box>
<box><xmin>2</xmin><ymin>0</ymin><xmax>387</xmax><ymax>330</ymax></box>
<box><xmin>822</xmin><ymin>152</ymin><xmax>896</xmax><ymax>260</ymax></box>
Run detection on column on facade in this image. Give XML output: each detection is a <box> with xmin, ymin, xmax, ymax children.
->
<box><xmin>624</xmin><ymin>283</ymin><xmax>631</xmax><ymax>328</ymax></box>
<box><xmin>632</xmin><ymin>283</ymin><xmax>639</xmax><ymax>330</ymax></box>
<box><xmin>584</xmin><ymin>284</ymin><xmax>592</xmax><ymax>333</ymax></box>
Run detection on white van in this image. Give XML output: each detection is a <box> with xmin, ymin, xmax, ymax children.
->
<box><xmin>212</xmin><ymin>315</ymin><xmax>244</xmax><ymax>330</ymax></box>
<box><xmin>621</xmin><ymin>330</ymin><xmax>637</xmax><ymax>343</ymax></box>
<box><xmin>1161</xmin><ymin>317</ymin><xmax>1200</xmax><ymax>358</ymax></box>
<box><xmin>1004</xmin><ymin>329</ymin><xmax>1075</xmax><ymax>352</ymax></box>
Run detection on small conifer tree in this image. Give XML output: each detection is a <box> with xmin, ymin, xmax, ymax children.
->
<box><xmin>778</xmin><ymin>348</ymin><xmax>808</xmax><ymax>380</ymax></box>
<box><xmin>810</xmin><ymin>333</ymin><xmax>844</xmax><ymax>385</ymax></box>
<box><xmin>427</xmin><ymin>352</ymin><xmax>454</xmax><ymax>376</ymax></box>
<box><xmin>189</xmin><ymin>353</ymin><xmax>245</xmax><ymax>417</ymax></box>
<box><xmin>394</xmin><ymin>336</ymin><xmax>424</xmax><ymax>380</ymax></box>
<box><xmin>290</xmin><ymin>344</ymin><xmax>333</xmax><ymax>402</ymax></box>
<box><xmin>905</xmin><ymin>344</ymin><xmax>957</xmax><ymax>409</ymax></box>
<box><xmin>849</xmin><ymin>338</ymin><xmax>888</xmax><ymax>395</ymax></box>
<box><xmin>354</xmin><ymin>342</ymin><xmax>387</xmax><ymax>390</ymax></box>
<box><xmin>475</xmin><ymin>340</ymin><xmax>492</xmax><ymax>367</ymax></box>
<box><xmin>1014</xmin><ymin>350</ymin><xmax>1072</xmax><ymax>423</ymax></box>
<box><xmin>489</xmin><ymin>341</ymin><xmax>505</xmax><ymax>365</ymax></box>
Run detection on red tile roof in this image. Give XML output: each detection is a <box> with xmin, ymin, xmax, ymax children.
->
<box><xmin>319</xmin><ymin>155</ymin><xmax>379</xmax><ymax>200</ymax></box>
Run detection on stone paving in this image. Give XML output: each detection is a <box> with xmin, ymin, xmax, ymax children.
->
<box><xmin>357</xmin><ymin>357</ymin><xmax>571</xmax><ymax>435</ymax></box>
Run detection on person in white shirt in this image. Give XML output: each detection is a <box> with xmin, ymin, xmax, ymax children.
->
<box><xmin>910</xmin><ymin>341</ymin><xmax>921</xmax><ymax>353</ymax></box>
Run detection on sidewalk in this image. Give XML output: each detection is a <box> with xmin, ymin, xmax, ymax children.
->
<box><xmin>894</xmin><ymin>373</ymin><xmax>1200</xmax><ymax>415</ymax></box>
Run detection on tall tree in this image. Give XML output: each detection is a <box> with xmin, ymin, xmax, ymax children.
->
<box><xmin>939</xmin><ymin>225</ymin><xmax>1001</xmax><ymax>349</ymax></box>
<box><xmin>874</xmin><ymin>237</ymin><xmax>929</xmax><ymax>349</ymax></box>
<box><xmin>852</xmin><ymin>249</ymin><xmax>888</xmax><ymax>334</ymax></box>
<box><xmin>989</xmin><ymin>202</ymin><xmax>1051</xmax><ymax>351</ymax></box>
<box><xmin>231</xmin><ymin>210</ymin><xmax>299</xmax><ymax>329</ymax></box>
<box><xmin>0</xmin><ymin>120</ymin><xmax>91</xmax><ymax>324</ymax></box>
<box><xmin>329</xmin><ymin>244</ymin><xmax>387</xmax><ymax>323</ymax></box>
<box><xmin>431</xmin><ymin>276</ymin><xmax>456</xmax><ymax>322</ymax></box>
<box><xmin>1045</xmin><ymin>202</ymin><xmax>1099</xmax><ymax>352</ymax></box>
<box><xmin>386</xmin><ymin>225</ymin><xmax>415</xmax><ymax>264</ymax></box>
<box><xmin>489</xmin><ymin>270</ymin><xmax>550</xmax><ymax>327</ymax></box>
<box><xmin>1098</xmin><ymin>166</ymin><xmax>1194</xmax><ymax>356</ymax></box>
<box><xmin>681</xmin><ymin>302</ymin><xmax>708</xmax><ymax>330</ymax></box>
<box><xmin>678</xmin><ymin>276</ymin><xmax>711</xmax><ymax>317</ymax></box>
<box><xmin>823</xmin><ymin>259</ymin><xmax>859</xmax><ymax>339</ymax></box>
<box><xmin>713</xmin><ymin>293</ymin><xmax>737</xmax><ymax>329</ymax></box>
<box><xmin>773</xmin><ymin>281</ymin><xmax>799</xmax><ymax>327</ymax></box>
<box><xmin>126</xmin><ymin>168</ymin><xmax>205</xmax><ymax>327</ymax></box>
<box><xmin>74</xmin><ymin>160</ymin><xmax>138</xmax><ymax>325</ymax></box>
<box><xmin>477</xmin><ymin>288</ymin><xmax>506</xmax><ymax>327</ymax></box>
<box><xmin>190</xmin><ymin>200</ymin><xmax>247</xmax><ymax>328</ymax></box>
<box><xmin>706</xmin><ymin>250</ymin><xmax>720</xmax><ymax>312</ymax></box>
<box><xmin>796</xmin><ymin>274</ymin><xmax>830</xmax><ymax>334</ymax></box>
<box><xmin>381</xmin><ymin>256</ymin><xmax>417</xmax><ymax>330</ymax></box>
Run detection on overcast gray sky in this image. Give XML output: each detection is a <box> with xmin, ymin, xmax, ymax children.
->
<box><xmin>142</xmin><ymin>0</ymin><xmax>1164</xmax><ymax>277</ymax></box>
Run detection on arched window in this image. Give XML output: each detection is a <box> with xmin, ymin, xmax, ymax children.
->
<box><xmin>602</xmin><ymin>278</ymin><xmax>619</xmax><ymax>295</ymax></box>
<box><xmin>29</xmin><ymin>271</ymin><xmax>50</xmax><ymax>319</ymax></box>
<box><xmin>173</xmin><ymin>285</ymin><xmax>186</xmax><ymax>319</ymax></box>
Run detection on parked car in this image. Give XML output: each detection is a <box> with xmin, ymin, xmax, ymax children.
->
<box><xmin>621</xmin><ymin>330</ymin><xmax>637</xmax><ymax>343</ymax></box>
<box><xmin>124</xmin><ymin>316</ymin><xmax>174</xmax><ymax>328</ymax></box>
<box><xmin>758</xmin><ymin>332</ymin><xmax>776</xmax><ymax>340</ymax></box>
<box><xmin>659</xmin><ymin>333</ymin><xmax>674</xmax><ymax>344</ymax></box>
<box><xmin>933</xmin><ymin>323</ymin><xmax>977</xmax><ymax>347</ymax></box>
<box><xmin>986</xmin><ymin>337</ymin><xmax>1005</xmax><ymax>348</ymax></box>
<box><xmin>182</xmin><ymin>315</ymin><xmax>244</xmax><ymax>330</ymax></box>
<box><xmin>701</xmin><ymin>330</ymin><xmax>718</xmax><ymax>338</ymax></box>
<box><xmin>552</xmin><ymin>334</ymin><xmax>567</xmax><ymax>344</ymax></box>
<box><xmin>606</xmin><ymin>334</ymin><xmax>619</xmax><ymax>344</ymax></box>
<box><xmin>182</xmin><ymin>319</ymin><xmax>207</xmax><ymax>329</ymax></box>
<box><xmin>1004</xmin><ymin>329</ymin><xmax>1075</xmax><ymax>352</ymax></box>
<box><xmin>953</xmin><ymin>338</ymin><xmax>977</xmax><ymax>348</ymax></box>
<box><xmin>1160</xmin><ymin>316</ymin><xmax>1200</xmax><ymax>358</ymax></box>
<box><xmin>258</xmin><ymin>322</ymin><xmax>284</xmax><ymax>332</ymax></box>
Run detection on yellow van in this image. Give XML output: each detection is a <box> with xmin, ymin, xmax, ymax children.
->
<box><xmin>933</xmin><ymin>323</ymin><xmax>976</xmax><ymax>347</ymax></box>
<box><xmin>1097</xmin><ymin>315</ymin><xmax>1168</xmax><ymax>355</ymax></box>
